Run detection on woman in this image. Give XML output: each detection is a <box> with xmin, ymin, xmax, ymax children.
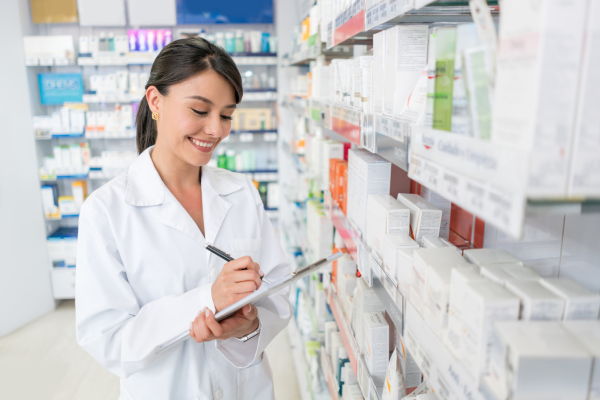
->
<box><xmin>76</xmin><ymin>38</ymin><xmax>292</xmax><ymax>400</ymax></box>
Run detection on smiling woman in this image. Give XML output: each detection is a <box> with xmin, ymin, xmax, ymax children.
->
<box><xmin>75</xmin><ymin>37</ymin><xmax>292</xmax><ymax>400</ymax></box>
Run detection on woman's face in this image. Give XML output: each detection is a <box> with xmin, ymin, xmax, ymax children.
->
<box><xmin>148</xmin><ymin>69</ymin><xmax>237</xmax><ymax>167</ymax></box>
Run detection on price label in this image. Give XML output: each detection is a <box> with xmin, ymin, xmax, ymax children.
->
<box><xmin>264</xmin><ymin>133</ymin><xmax>278</xmax><ymax>142</ymax></box>
<box><xmin>408</xmin><ymin>153</ymin><xmax>427</xmax><ymax>183</ymax></box>
<box><xmin>465</xmin><ymin>179</ymin><xmax>487</xmax><ymax>215</ymax></box>
<box><xmin>239</xmin><ymin>133</ymin><xmax>254</xmax><ymax>142</ymax></box>
<box><xmin>438</xmin><ymin>168</ymin><xmax>464</xmax><ymax>204</ymax></box>
<box><xmin>54</xmin><ymin>58</ymin><xmax>69</xmax><ymax>66</ymax></box>
<box><xmin>39</xmin><ymin>58</ymin><xmax>54</xmax><ymax>66</ymax></box>
<box><xmin>422</xmin><ymin>161</ymin><xmax>442</xmax><ymax>191</ymax></box>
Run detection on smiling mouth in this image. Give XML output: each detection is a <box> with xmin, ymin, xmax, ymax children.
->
<box><xmin>189</xmin><ymin>137</ymin><xmax>215</xmax><ymax>148</ymax></box>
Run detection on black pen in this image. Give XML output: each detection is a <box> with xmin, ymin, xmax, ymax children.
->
<box><xmin>204</xmin><ymin>244</ymin><xmax>271</xmax><ymax>284</ymax></box>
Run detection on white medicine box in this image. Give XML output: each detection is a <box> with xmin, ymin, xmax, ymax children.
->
<box><xmin>396</xmin><ymin>194</ymin><xmax>442</xmax><ymax>245</ymax></box>
<box><xmin>366</xmin><ymin>194</ymin><xmax>411</xmax><ymax>258</ymax></box>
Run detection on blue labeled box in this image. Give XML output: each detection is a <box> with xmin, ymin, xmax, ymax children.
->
<box><xmin>39</xmin><ymin>73</ymin><xmax>84</xmax><ymax>105</ymax></box>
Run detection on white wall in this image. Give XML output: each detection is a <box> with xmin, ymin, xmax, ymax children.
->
<box><xmin>0</xmin><ymin>0</ymin><xmax>55</xmax><ymax>337</ymax></box>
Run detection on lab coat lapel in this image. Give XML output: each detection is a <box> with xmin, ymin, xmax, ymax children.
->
<box><xmin>201</xmin><ymin>167</ymin><xmax>242</xmax><ymax>246</ymax></box>
<box><xmin>156</xmin><ymin>188</ymin><xmax>204</xmax><ymax>244</ymax></box>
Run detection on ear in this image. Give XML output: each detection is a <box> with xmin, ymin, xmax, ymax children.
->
<box><xmin>146</xmin><ymin>85</ymin><xmax>161</xmax><ymax>113</ymax></box>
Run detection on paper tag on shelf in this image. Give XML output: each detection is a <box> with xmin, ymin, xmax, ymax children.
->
<box><xmin>239</xmin><ymin>133</ymin><xmax>254</xmax><ymax>142</ymax></box>
<box><xmin>264</xmin><ymin>133</ymin><xmax>278</xmax><ymax>142</ymax></box>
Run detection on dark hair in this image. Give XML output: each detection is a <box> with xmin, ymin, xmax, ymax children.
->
<box><xmin>136</xmin><ymin>37</ymin><xmax>243</xmax><ymax>154</ymax></box>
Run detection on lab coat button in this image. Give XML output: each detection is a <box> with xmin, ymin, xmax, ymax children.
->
<box><xmin>214</xmin><ymin>389</ymin><xmax>223</xmax><ymax>399</ymax></box>
<box><xmin>210</xmin><ymin>268</ymin><xmax>218</xmax><ymax>279</ymax></box>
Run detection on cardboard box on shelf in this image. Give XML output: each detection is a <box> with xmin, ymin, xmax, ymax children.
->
<box><xmin>322</xmin><ymin>141</ymin><xmax>345</xmax><ymax>191</ymax></box>
<box><xmin>463</xmin><ymin>248</ymin><xmax>523</xmax><ymax>266</ymax></box>
<box><xmin>562</xmin><ymin>320</ymin><xmax>600</xmax><ymax>400</ymax></box>
<box><xmin>420</xmin><ymin>187</ymin><xmax>451</xmax><ymax>240</ymax></box>
<box><xmin>396</xmin><ymin>194</ymin><xmax>442</xmax><ymax>245</ymax></box>
<box><xmin>382</xmin><ymin>233</ymin><xmax>419</xmax><ymax>287</ymax></box>
<box><xmin>541</xmin><ymin>278</ymin><xmax>600</xmax><ymax>320</ymax></box>
<box><xmin>445</xmin><ymin>265</ymin><xmax>487</xmax><ymax>360</ymax></box>
<box><xmin>492</xmin><ymin>0</ymin><xmax>588</xmax><ymax>198</ymax></box>
<box><xmin>347</xmin><ymin>149</ymin><xmax>391</xmax><ymax>239</ymax></box>
<box><xmin>396</xmin><ymin>247</ymin><xmax>418</xmax><ymax>299</ymax></box>
<box><xmin>488</xmin><ymin>321</ymin><xmax>593</xmax><ymax>400</ymax></box>
<box><xmin>460</xmin><ymin>281</ymin><xmax>521</xmax><ymax>380</ymax></box>
<box><xmin>363</xmin><ymin>312</ymin><xmax>389</xmax><ymax>386</ymax></box>
<box><xmin>421</xmin><ymin>235</ymin><xmax>461</xmax><ymax>255</ymax></box>
<box><xmin>355</xmin><ymin>279</ymin><xmax>385</xmax><ymax>356</ymax></box>
<box><xmin>481</xmin><ymin>263</ymin><xmax>542</xmax><ymax>286</ymax></box>
<box><xmin>505</xmin><ymin>280</ymin><xmax>566</xmax><ymax>321</ymax></box>
<box><xmin>372</xmin><ymin>31</ymin><xmax>386</xmax><ymax>115</ymax></box>
<box><xmin>366</xmin><ymin>194</ymin><xmax>411</xmax><ymax>259</ymax></box>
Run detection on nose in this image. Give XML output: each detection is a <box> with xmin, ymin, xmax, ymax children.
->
<box><xmin>203</xmin><ymin>113</ymin><xmax>223</xmax><ymax>138</ymax></box>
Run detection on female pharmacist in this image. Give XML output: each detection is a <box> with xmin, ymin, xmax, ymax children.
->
<box><xmin>75</xmin><ymin>38</ymin><xmax>291</xmax><ymax>400</ymax></box>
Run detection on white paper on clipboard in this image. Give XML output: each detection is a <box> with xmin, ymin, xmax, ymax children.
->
<box><xmin>156</xmin><ymin>252</ymin><xmax>344</xmax><ymax>353</ymax></box>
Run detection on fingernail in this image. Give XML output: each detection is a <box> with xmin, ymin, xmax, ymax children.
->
<box><xmin>205</xmin><ymin>308</ymin><xmax>210</xmax><ymax>318</ymax></box>
<box><xmin>259</xmin><ymin>270</ymin><xmax>265</xmax><ymax>277</ymax></box>
<box><xmin>189</xmin><ymin>322</ymin><xmax>193</xmax><ymax>330</ymax></box>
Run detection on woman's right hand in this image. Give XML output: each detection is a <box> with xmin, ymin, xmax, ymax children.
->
<box><xmin>211</xmin><ymin>256</ymin><xmax>264</xmax><ymax>313</ymax></box>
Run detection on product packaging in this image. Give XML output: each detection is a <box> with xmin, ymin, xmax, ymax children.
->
<box><xmin>445</xmin><ymin>265</ymin><xmax>486</xmax><ymax>360</ymax></box>
<box><xmin>451</xmin><ymin>23</ymin><xmax>480</xmax><ymax>136</ymax></box>
<box><xmin>421</xmin><ymin>235</ymin><xmax>460</xmax><ymax>254</ymax></box>
<box><xmin>58</xmin><ymin>196</ymin><xmax>78</xmax><ymax>217</ymax></box>
<box><xmin>480</xmin><ymin>263</ymin><xmax>541</xmax><ymax>286</ymax></box>
<box><xmin>463</xmin><ymin>45</ymin><xmax>494</xmax><ymax>140</ymax></box>
<box><xmin>504</xmin><ymin>280</ymin><xmax>565</xmax><ymax>321</ymax></box>
<box><xmin>367</xmin><ymin>194</ymin><xmax>411</xmax><ymax>258</ymax></box>
<box><xmin>355</xmin><ymin>279</ymin><xmax>385</xmax><ymax>355</ymax></box>
<box><xmin>463</xmin><ymin>248</ymin><xmax>522</xmax><ymax>267</ymax></box>
<box><xmin>432</xmin><ymin>26</ymin><xmax>457</xmax><ymax>131</ymax></box>
<box><xmin>383</xmin><ymin>25</ymin><xmax>429</xmax><ymax>119</ymax></box>
<box><xmin>460</xmin><ymin>281</ymin><xmax>520</xmax><ymax>380</ymax></box>
<box><xmin>372</xmin><ymin>31</ymin><xmax>386</xmax><ymax>115</ymax></box>
<box><xmin>347</xmin><ymin>149</ymin><xmax>391</xmax><ymax>239</ymax></box>
<box><xmin>492</xmin><ymin>0</ymin><xmax>587</xmax><ymax>198</ymax></box>
<box><xmin>562</xmin><ymin>321</ymin><xmax>600</xmax><ymax>400</ymax></box>
<box><xmin>382</xmin><ymin>349</ymin><xmax>407</xmax><ymax>400</ymax></box>
<box><xmin>419</xmin><ymin>187</ymin><xmax>451</xmax><ymax>240</ymax></box>
<box><xmin>382</xmin><ymin>234</ymin><xmax>419</xmax><ymax>286</ymax></box>
<box><xmin>568</xmin><ymin>0</ymin><xmax>600</xmax><ymax>198</ymax></box>
<box><xmin>322</xmin><ymin>141</ymin><xmax>345</xmax><ymax>190</ymax></box>
<box><xmin>488</xmin><ymin>321</ymin><xmax>593</xmax><ymax>400</ymax></box>
<box><xmin>540</xmin><ymin>278</ymin><xmax>600</xmax><ymax>320</ymax></box>
<box><xmin>395</xmin><ymin>247</ymin><xmax>418</xmax><ymax>298</ymax></box>
<box><xmin>41</xmin><ymin>184</ymin><xmax>59</xmax><ymax>219</ymax></box>
<box><xmin>396</xmin><ymin>194</ymin><xmax>442</xmax><ymax>245</ymax></box>
<box><xmin>364</xmin><ymin>312</ymin><xmax>390</xmax><ymax>386</ymax></box>
<box><xmin>423</xmin><ymin>27</ymin><xmax>438</xmax><ymax>128</ymax></box>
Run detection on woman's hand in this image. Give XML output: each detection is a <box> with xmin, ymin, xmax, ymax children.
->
<box><xmin>189</xmin><ymin>305</ymin><xmax>260</xmax><ymax>343</ymax></box>
<box><xmin>211</xmin><ymin>256</ymin><xmax>263</xmax><ymax>313</ymax></box>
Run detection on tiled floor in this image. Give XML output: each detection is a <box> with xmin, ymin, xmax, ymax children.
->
<box><xmin>0</xmin><ymin>301</ymin><xmax>301</xmax><ymax>400</ymax></box>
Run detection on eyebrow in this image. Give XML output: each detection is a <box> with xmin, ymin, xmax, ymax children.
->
<box><xmin>187</xmin><ymin>95</ymin><xmax>237</xmax><ymax>109</ymax></box>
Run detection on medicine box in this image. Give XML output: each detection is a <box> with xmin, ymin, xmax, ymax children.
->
<box><xmin>347</xmin><ymin>149</ymin><xmax>391</xmax><ymax>239</ymax></box>
<box><xmin>492</xmin><ymin>0</ymin><xmax>588</xmax><ymax>198</ymax></box>
<box><xmin>481</xmin><ymin>263</ymin><xmax>541</xmax><ymax>286</ymax></box>
<box><xmin>562</xmin><ymin>321</ymin><xmax>600</xmax><ymax>400</ymax></box>
<box><xmin>421</xmin><ymin>235</ymin><xmax>461</xmax><ymax>255</ymax></box>
<box><xmin>395</xmin><ymin>247</ymin><xmax>418</xmax><ymax>298</ymax></box>
<box><xmin>363</xmin><ymin>312</ymin><xmax>389</xmax><ymax>386</ymax></box>
<box><xmin>505</xmin><ymin>280</ymin><xmax>565</xmax><ymax>321</ymax></box>
<box><xmin>382</xmin><ymin>233</ymin><xmax>419</xmax><ymax>287</ymax></box>
<box><xmin>541</xmin><ymin>278</ymin><xmax>600</xmax><ymax>320</ymax></box>
<box><xmin>420</xmin><ymin>186</ymin><xmax>451</xmax><ymax>240</ymax></box>
<box><xmin>372</xmin><ymin>31</ymin><xmax>386</xmax><ymax>115</ymax></box>
<box><xmin>460</xmin><ymin>281</ymin><xmax>520</xmax><ymax>380</ymax></box>
<box><xmin>489</xmin><ymin>321</ymin><xmax>593</xmax><ymax>400</ymax></box>
<box><xmin>321</xmin><ymin>141</ymin><xmax>345</xmax><ymax>191</ymax></box>
<box><xmin>47</xmin><ymin>227</ymin><xmax>78</xmax><ymax>268</ymax></box>
<box><xmin>463</xmin><ymin>248</ymin><xmax>522</xmax><ymax>266</ymax></box>
<box><xmin>355</xmin><ymin>279</ymin><xmax>385</xmax><ymax>355</ymax></box>
<box><xmin>396</xmin><ymin>194</ymin><xmax>442</xmax><ymax>245</ymax></box>
<box><xmin>366</xmin><ymin>194</ymin><xmax>411</xmax><ymax>258</ymax></box>
<box><xmin>445</xmin><ymin>266</ymin><xmax>486</xmax><ymax>360</ymax></box>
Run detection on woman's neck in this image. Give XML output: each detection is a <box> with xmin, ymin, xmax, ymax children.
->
<box><xmin>150</xmin><ymin>145</ymin><xmax>201</xmax><ymax>189</ymax></box>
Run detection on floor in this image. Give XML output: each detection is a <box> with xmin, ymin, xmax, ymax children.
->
<box><xmin>0</xmin><ymin>301</ymin><xmax>301</xmax><ymax>400</ymax></box>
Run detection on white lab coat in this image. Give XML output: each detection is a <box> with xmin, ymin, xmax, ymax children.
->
<box><xmin>75</xmin><ymin>146</ymin><xmax>292</xmax><ymax>400</ymax></box>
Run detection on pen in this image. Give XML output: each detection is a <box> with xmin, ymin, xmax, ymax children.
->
<box><xmin>204</xmin><ymin>244</ymin><xmax>271</xmax><ymax>284</ymax></box>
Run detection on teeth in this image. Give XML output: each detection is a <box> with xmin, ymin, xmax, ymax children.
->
<box><xmin>191</xmin><ymin>138</ymin><xmax>213</xmax><ymax>147</ymax></box>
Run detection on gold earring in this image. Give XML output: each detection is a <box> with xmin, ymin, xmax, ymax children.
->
<box><xmin>152</xmin><ymin>112</ymin><xmax>159</xmax><ymax>120</ymax></box>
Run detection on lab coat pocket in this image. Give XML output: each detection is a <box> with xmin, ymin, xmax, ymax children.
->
<box><xmin>237</xmin><ymin>353</ymin><xmax>274</xmax><ymax>400</ymax></box>
<box><xmin>230</xmin><ymin>239</ymin><xmax>262</xmax><ymax>263</ymax></box>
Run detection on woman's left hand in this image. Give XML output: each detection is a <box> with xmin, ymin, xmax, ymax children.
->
<box><xmin>189</xmin><ymin>304</ymin><xmax>259</xmax><ymax>343</ymax></box>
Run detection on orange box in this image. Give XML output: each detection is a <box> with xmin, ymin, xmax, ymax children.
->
<box><xmin>339</xmin><ymin>163</ymin><xmax>348</xmax><ymax>214</ymax></box>
<box><xmin>329</xmin><ymin>159</ymin><xmax>344</xmax><ymax>202</ymax></box>
<box><xmin>331</xmin><ymin>246</ymin><xmax>350</xmax><ymax>288</ymax></box>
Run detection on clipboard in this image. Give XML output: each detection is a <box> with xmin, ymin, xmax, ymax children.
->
<box><xmin>157</xmin><ymin>252</ymin><xmax>344</xmax><ymax>352</ymax></box>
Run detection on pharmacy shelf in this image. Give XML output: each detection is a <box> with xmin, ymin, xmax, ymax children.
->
<box><xmin>287</xmin><ymin>316</ymin><xmax>331</xmax><ymax>400</ymax></box>
<box><xmin>41</xmin><ymin>174</ymin><xmax>89</xmax><ymax>181</ymax></box>
<box><xmin>329</xmin><ymin>206</ymin><xmax>360</xmax><ymax>263</ymax></box>
<box><xmin>327</xmin><ymin>0</ymin><xmax>367</xmax><ymax>48</ymax></box>
<box><xmin>330</xmin><ymin>104</ymin><xmax>361</xmax><ymax>146</ymax></box>
<box><xmin>35</xmin><ymin>132</ymin><xmax>85</xmax><ymax>140</ymax></box>
<box><xmin>287</xmin><ymin>35</ymin><xmax>353</xmax><ymax>66</ymax></box>
<box><xmin>53</xmin><ymin>53</ymin><xmax>279</xmax><ymax>67</ymax></box>
<box><xmin>46</xmin><ymin>214</ymin><xmax>79</xmax><ymax>221</ymax></box>
<box><xmin>80</xmin><ymin>89</ymin><xmax>277</xmax><ymax>104</ymax></box>
<box><xmin>326</xmin><ymin>288</ymin><xmax>359</xmax><ymax>376</ymax></box>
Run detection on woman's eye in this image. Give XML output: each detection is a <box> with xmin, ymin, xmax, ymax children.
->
<box><xmin>191</xmin><ymin>109</ymin><xmax>207</xmax><ymax>116</ymax></box>
<box><xmin>221</xmin><ymin>115</ymin><xmax>233</xmax><ymax>121</ymax></box>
